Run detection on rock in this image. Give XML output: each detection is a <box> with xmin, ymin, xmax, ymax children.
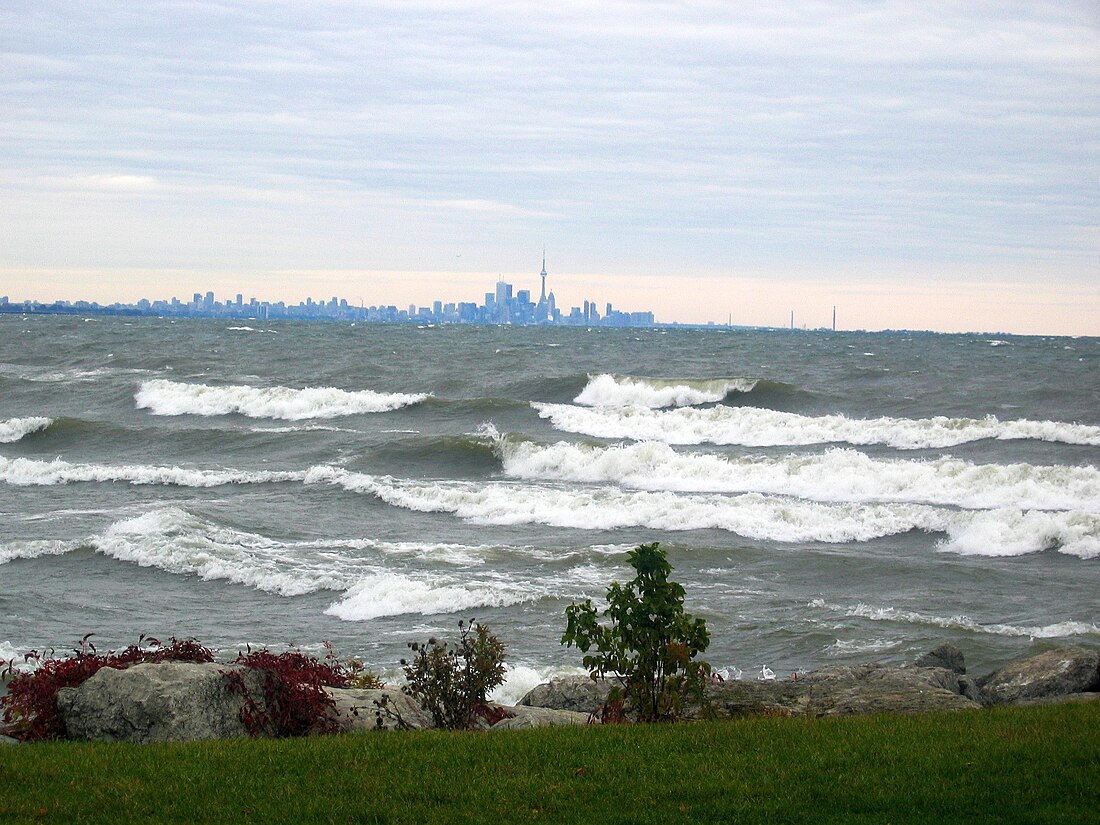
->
<box><xmin>1011</xmin><ymin>691</ymin><xmax>1100</xmax><ymax>708</ymax></box>
<box><xmin>518</xmin><ymin>675</ymin><xmax>612</xmax><ymax>714</ymax></box>
<box><xmin>914</xmin><ymin>643</ymin><xmax>966</xmax><ymax>674</ymax></box>
<box><xmin>978</xmin><ymin>647</ymin><xmax>1100</xmax><ymax>707</ymax></box>
<box><xmin>698</xmin><ymin>664</ymin><xmax>979</xmax><ymax>719</ymax></box>
<box><xmin>807</xmin><ymin>665</ymin><xmax>980</xmax><ymax>717</ymax></box>
<box><xmin>490</xmin><ymin>706</ymin><xmax>591</xmax><ymax>731</ymax></box>
<box><xmin>0</xmin><ymin>734</ymin><xmax>18</xmax><ymax>746</ymax></box>
<box><xmin>324</xmin><ymin>687</ymin><xmax>434</xmax><ymax>732</ymax></box>
<box><xmin>521</xmin><ymin>664</ymin><xmax>982</xmax><ymax>721</ymax></box>
<box><xmin>56</xmin><ymin>662</ymin><xmax>268</xmax><ymax>743</ymax></box>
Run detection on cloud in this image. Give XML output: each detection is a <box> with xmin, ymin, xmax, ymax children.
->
<box><xmin>0</xmin><ymin>1</ymin><xmax>1096</xmax><ymax>332</ymax></box>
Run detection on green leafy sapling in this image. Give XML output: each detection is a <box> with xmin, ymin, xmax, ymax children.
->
<box><xmin>401</xmin><ymin>619</ymin><xmax>507</xmax><ymax>730</ymax></box>
<box><xmin>562</xmin><ymin>542</ymin><xmax>711</xmax><ymax>722</ymax></box>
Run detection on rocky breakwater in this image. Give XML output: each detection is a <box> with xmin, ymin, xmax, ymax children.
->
<box><xmin>20</xmin><ymin>644</ymin><xmax>1099</xmax><ymax>744</ymax></box>
<box><xmin>519</xmin><ymin>644</ymin><xmax>1100</xmax><ymax>719</ymax></box>
<box><xmin>44</xmin><ymin>662</ymin><xmax>587</xmax><ymax>743</ymax></box>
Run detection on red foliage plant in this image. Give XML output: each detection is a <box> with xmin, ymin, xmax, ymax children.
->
<box><xmin>223</xmin><ymin>647</ymin><xmax>349</xmax><ymax>737</ymax></box>
<box><xmin>1</xmin><ymin>634</ymin><xmax>214</xmax><ymax>742</ymax></box>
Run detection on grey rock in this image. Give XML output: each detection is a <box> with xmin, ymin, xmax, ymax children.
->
<box><xmin>698</xmin><ymin>664</ymin><xmax>979</xmax><ymax>719</ymax></box>
<box><xmin>914</xmin><ymin>643</ymin><xmax>966</xmax><ymax>674</ymax></box>
<box><xmin>0</xmin><ymin>734</ymin><xmax>18</xmax><ymax>746</ymax></box>
<box><xmin>490</xmin><ymin>706</ymin><xmax>591</xmax><ymax>731</ymax></box>
<box><xmin>521</xmin><ymin>664</ymin><xmax>981</xmax><ymax>720</ymax></box>
<box><xmin>56</xmin><ymin>662</ymin><xmax>268</xmax><ymax>743</ymax></box>
<box><xmin>979</xmin><ymin>647</ymin><xmax>1100</xmax><ymax>706</ymax></box>
<box><xmin>517</xmin><ymin>675</ymin><xmax>612</xmax><ymax>714</ymax></box>
<box><xmin>324</xmin><ymin>687</ymin><xmax>434</xmax><ymax>732</ymax></box>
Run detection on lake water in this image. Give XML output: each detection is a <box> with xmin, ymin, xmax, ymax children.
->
<box><xmin>2</xmin><ymin>316</ymin><xmax>1097</xmax><ymax>700</ymax></box>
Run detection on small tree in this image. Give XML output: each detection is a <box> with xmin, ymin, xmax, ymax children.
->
<box><xmin>401</xmin><ymin>620</ymin><xmax>507</xmax><ymax>729</ymax></box>
<box><xmin>562</xmin><ymin>542</ymin><xmax>711</xmax><ymax>722</ymax></box>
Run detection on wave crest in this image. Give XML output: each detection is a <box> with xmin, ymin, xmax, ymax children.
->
<box><xmin>574</xmin><ymin>374</ymin><xmax>757</xmax><ymax>409</ymax></box>
<box><xmin>533</xmin><ymin>403</ymin><xmax>1100</xmax><ymax>450</ymax></box>
<box><xmin>135</xmin><ymin>379</ymin><xmax>430</xmax><ymax>420</ymax></box>
<box><xmin>0</xmin><ymin>417</ymin><xmax>52</xmax><ymax>443</ymax></box>
<box><xmin>494</xmin><ymin>438</ymin><xmax>1100</xmax><ymax>512</ymax></box>
<box><xmin>0</xmin><ymin>455</ymin><xmax>304</xmax><ymax>487</ymax></box>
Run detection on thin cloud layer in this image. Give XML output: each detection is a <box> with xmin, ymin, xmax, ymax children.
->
<box><xmin>0</xmin><ymin>1</ymin><xmax>1097</xmax><ymax>332</ymax></box>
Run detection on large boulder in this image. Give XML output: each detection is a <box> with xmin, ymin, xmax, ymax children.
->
<box><xmin>517</xmin><ymin>675</ymin><xmax>612</xmax><ymax>714</ymax></box>
<box><xmin>520</xmin><ymin>665</ymin><xmax>981</xmax><ymax>720</ymax></box>
<box><xmin>56</xmin><ymin>662</ymin><xmax>268</xmax><ymax>743</ymax></box>
<box><xmin>490</xmin><ymin>706</ymin><xmax>590</xmax><ymax>732</ymax></box>
<box><xmin>978</xmin><ymin>647</ymin><xmax>1100</xmax><ymax>707</ymax></box>
<box><xmin>324</xmin><ymin>687</ymin><xmax>434</xmax><ymax>732</ymax></box>
<box><xmin>914</xmin><ymin>643</ymin><xmax>966</xmax><ymax>674</ymax></box>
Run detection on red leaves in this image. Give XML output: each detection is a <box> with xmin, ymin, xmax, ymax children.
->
<box><xmin>224</xmin><ymin>648</ymin><xmax>349</xmax><ymax>738</ymax></box>
<box><xmin>1</xmin><ymin>636</ymin><xmax>214</xmax><ymax>742</ymax></box>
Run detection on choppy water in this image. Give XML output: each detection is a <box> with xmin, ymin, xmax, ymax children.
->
<box><xmin>2</xmin><ymin>316</ymin><xmax>1098</xmax><ymax>698</ymax></box>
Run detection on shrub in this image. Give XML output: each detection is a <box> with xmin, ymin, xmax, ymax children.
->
<box><xmin>562</xmin><ymin>542</ymin><xmax>711</xmax><ymax>722</ymax></box>
<box><xmin>1</xmin><ymin>634</ymin><xmax>215</xmax><ymax>742</ymax></box>
<box><xmin>400</xmin><ymin>620</ymin><xmax>507</xmax><ymax>729</ymax></box>
<box><xmin>224</xmin><ymin>647</ymin><xmax>349</xmax><ymax>737</ymax></box>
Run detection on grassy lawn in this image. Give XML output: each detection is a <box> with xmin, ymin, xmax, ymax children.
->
<box><xmin>2</xmin><ymin>702</ymin><xmax>1097</xmax><ymax>824</ymax></box>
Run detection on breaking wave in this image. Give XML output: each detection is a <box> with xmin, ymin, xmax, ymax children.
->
<box><xmin>135</xmin><ymin>379</ymin><xmax>430</xmax><ymax>420</ymax></box>
<box><xmin>0</xmin><ymin>417</ymin><xmax>52</xmax><ymax>443</ymax></box>
<box><xmin>0</xmin><ymin>507</ymin><xmax>597</xmax><ymax>618</ymax></box>
<box><xmin>810</xmin><ymin>599</ymin><xmax>1100</xmax><ymax>638</ymax></box>
<box><xmin>533</xmin><ymin>402</ymin><xmax>1100</xmax><ymax>450</ymax></box>
<box><xmin>494</xmin><ymin>438</ymin><xmax>1100</xmax><ymax>512</ymax></box>
<box><xmin>0</xmin><ymin>455</ymin><xmax>304</xmax><ymax>487</ymax></box>
<box><xmin>324</xmin><ymin>571</ymin><xmax>538</xmax><ymax>621</ymax></box>
<box><xmin>302</xmin><ymin>466</ymin><xmax>1100</xmax><ymax>556</ymax></box>
<box><xmin>574</xmin><ymin>374</ymin><xmax>759</xmax><ymax>408</ymax></box>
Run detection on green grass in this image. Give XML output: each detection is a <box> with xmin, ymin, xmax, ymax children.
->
<box><xmin>2</xmin><ymin>703</ymin><xmax>1098</xmax><ymax>824</ymax></box>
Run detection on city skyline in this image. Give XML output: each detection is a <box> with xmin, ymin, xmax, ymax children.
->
<box><xmin>0</xmin><ymin>261</ymin><xmax>659</xmax><ymax>328</ymax></box>
<box><xmin>1</xmin><ymin>3</ymin><xmax>1097</xmax><ymax>335</ymax></box>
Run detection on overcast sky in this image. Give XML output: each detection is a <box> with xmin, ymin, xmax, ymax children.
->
<box><xmin>1</xmin><ymin>1</ymin><xmax>1097</xmax><ymax>333</ymax></box>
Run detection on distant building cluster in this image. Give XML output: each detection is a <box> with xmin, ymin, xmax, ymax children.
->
<box><xmin>0</xmin><ymin>258</ymin><xmax>657</xmax><ymax>328</ymax></box>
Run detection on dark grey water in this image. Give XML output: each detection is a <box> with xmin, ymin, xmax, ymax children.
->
<box><xmin>2</xmin><ymin>316</ymin><xmax>1098</xmax><ymax>698</ymax></box>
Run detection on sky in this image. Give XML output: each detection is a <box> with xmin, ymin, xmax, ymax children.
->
<box><xmin>1</xmin><ymin>1</ymin><xmax>1097</xmax><ymax>334</ymax></box>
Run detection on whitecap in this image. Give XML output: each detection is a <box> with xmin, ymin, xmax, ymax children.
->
<box><xmin>574</xmin><ymin>373</ymin><xmax>758</xmax><ymax>409</ymax></box>
<box><xmin>0</xmin><ymin>455</ymin><xmax>305</xmax><ymax>487</ymax></box>
<box><xmin>532</xmin><ymin>402</ymin><xmax>1100</xmax><ymax>450</ymax></box>
<box><xmin>494</xmin><ymin>438</ymin><xmax>1100</xmax><ymax>513</ymax></box>
<box><xmin>0</xmin><ymin>416</ymin><xmax>52</xmax><ymax>443</ymax></box>
<box><xmin>135</xmin><ymin>379</ymin><xmax>430</xmax><ymax>420</ymax></box>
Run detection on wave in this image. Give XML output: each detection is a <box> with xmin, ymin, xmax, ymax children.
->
<box><xmin>0</xmin><ymin>508</ymin><xmax>600</xmax><ymax>620</ymax></box>
<box><xmin>0</xmin><ymin>416</ymin><xmax>52</xmax><ymax>443</ymax></box>
<box><xmin>810</xmin><ymin>599</ymin><xmax>1100</xmax><ymax>639</ymax></box>
<box><xmin>324</xmin><ymin>571</ymin><xmax>539</xmax><ymax>621</ymax></box>
<box><xmin>0</xmin><ymin>538</ymin><xmax>79</xmax><ymax>565</ymax></box>
<box><xmin>135</xmin><ymin>379</ymin><xmax>430</xmax><ymax>420</ymax></box>
<box><xmin>533</xmin><ymin>403</ymin><xmax>1100</xmax><ymax>450</ymax></box>
<box><xmin>0</xmin><ymin>455</ymin><xmax>305</xmax><ymax>487</ymax></box>
<box><xmin>574</xmin><ymin>374</ymin><xmax>759</xmax><ymax>409</ymax></box>
<box><xmin>302</xmin><ymin>466</ymin><xmax>1100</xmax><ymax>556</ymax></box>
<box><xmin>493</xmin><ymin>438</ymin><xmax>1100</xmax><ymax>512</ymax></box>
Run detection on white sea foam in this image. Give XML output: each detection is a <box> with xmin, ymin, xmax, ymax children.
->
<box><xmin>823</xmin><ymin>638</ymin><xmax>903</xmax><ymax>656</ymax></box>
<box><xmin>324</xmin><ymin>571</ymin><xmax>540</xmax><ymax>621</ymax></box>
<box><xmin>813</xmin><ymin>599</ymin><xmax>1100</xmax><ymax>639</ymax></box>
<box><xmin>0</xmin><ymin>455</ymin><xmax>305</xmax><ymax>487</ymax></box>
<box><xmin>0</xmin><ymin>416</ymin><xmax>52</xmax><ymax>443</ymax></box>
<box><xmin>92</xmin><ymin>508</ymin><xmax>350</xmax><ymax>596</ymax></box>
<box><xmin>306</xmin><ymin>466</ymin><xmax>1100</xmax><ymax>556</ymax></box>
<box><xmin>574</xmin><ymin>374</ymin><xmax>758</xmax><ymax>409</ymax></box>
<box><xmin>533</xmin><ymin>402</ymin><xmax>1100</xmax><ymax>450</ymax></box>
<box><xmin>489</xmin><ymin>663</ymin><xmax>589</xmax><ymax>706</ymax></box>
<box><xmin>135</xmin><ymin>379</ymin><xmax>430</xmax><ymax>420</ymax></box>
<box><xmin>0</xmin><ymin>538</ymin><xmax>79</xmax><ymax>565</ymax></box>
<box><xmin>495</xmin><ymin>439</ymin><xmax>1100</xmax><ymax>512</ymax></box>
